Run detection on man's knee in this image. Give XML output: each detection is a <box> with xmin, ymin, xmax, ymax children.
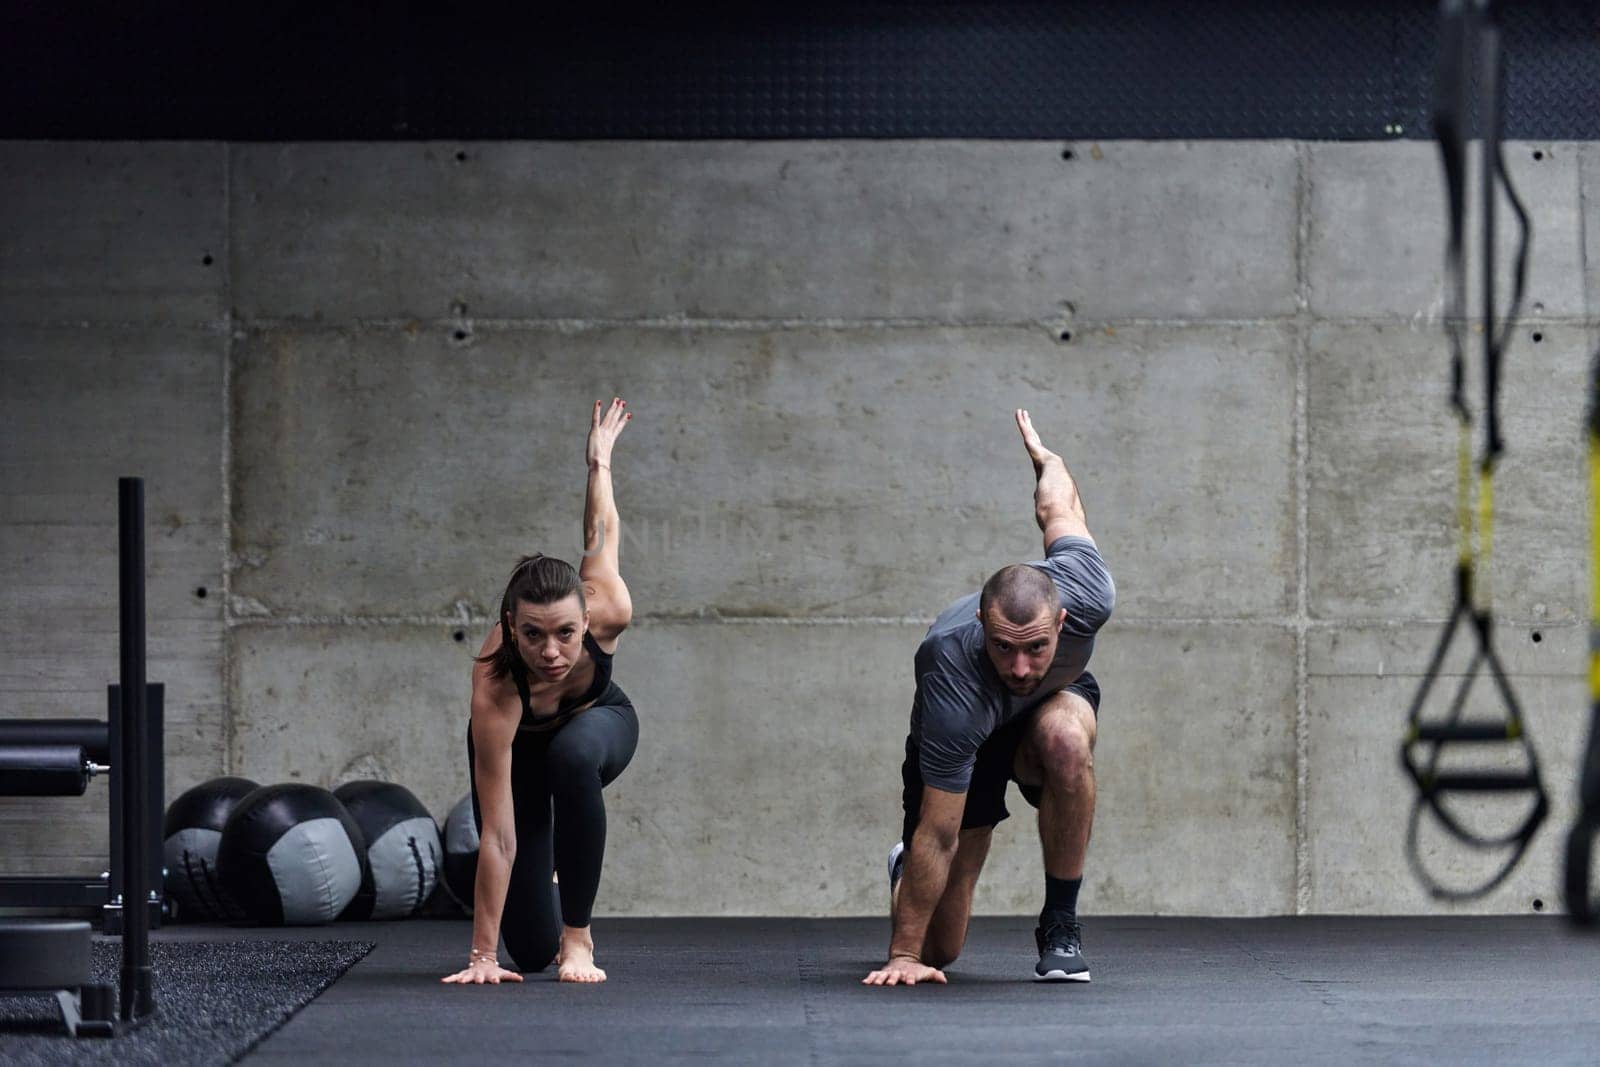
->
<box><xmin>1032</xmin><ymin>711</ymin><xmax>1094</xmax><ymax>791</ymax></box>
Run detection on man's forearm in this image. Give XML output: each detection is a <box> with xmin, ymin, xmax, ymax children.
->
<box><xmin>1033</xmin><ymin>453</ymin><xmax>1086</xmax><ymax>533</ymax></box>
<box><xmin>889</xmin><ymin>830</ymin><xmax>960</xmax><ymax>959</ymax></box>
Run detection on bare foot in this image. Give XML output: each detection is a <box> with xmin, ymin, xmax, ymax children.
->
<box><xmin>557</xmin><ymin>927</ymin><xmax>606</xmax><ymax>984</ymax></box>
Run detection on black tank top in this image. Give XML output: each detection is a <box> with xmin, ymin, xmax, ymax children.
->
<box><xmin>510</xmin><ymin>630</ymin><xmax>614</xmax><ymax>733</ymax></box>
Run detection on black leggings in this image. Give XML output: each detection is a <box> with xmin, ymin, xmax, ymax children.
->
<box><xmin>468</xmin><ymin>684</ymin><xmax>638</xmax><ymax>972</ymax></box>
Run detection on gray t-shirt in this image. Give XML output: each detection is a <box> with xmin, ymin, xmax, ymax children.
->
<box><xmin>910</xmin><ymin>535</ymin><xmax>1115</xmax><ymax>793</ymax></box>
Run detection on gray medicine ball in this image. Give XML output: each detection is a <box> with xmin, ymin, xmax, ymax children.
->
<box><xmin>333</xmin><ymin>780</ymin><xmax>442</xmax><ymax>920</ymax></box>
<box><xmin>217</xmin><ymin>784</ymin><xmax>367</xmax><ymax>925</ymax></box>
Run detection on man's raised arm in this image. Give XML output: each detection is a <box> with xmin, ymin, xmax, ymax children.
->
<box><xmin>1015</xmin><ymin>408</ymin><xmax>1093</xmax><ymax>548</ymax></box>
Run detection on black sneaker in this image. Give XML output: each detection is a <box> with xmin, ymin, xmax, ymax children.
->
<box><xmin>1034</xmin><ymin>919</ymin><xmax>1091</xmax><ymax>982</ymax></box>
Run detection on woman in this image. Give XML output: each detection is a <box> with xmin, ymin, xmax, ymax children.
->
<box><xmin>442</xmin><ymin>397</ymin><xmax>637</xmax><ymax>985</ymax></box>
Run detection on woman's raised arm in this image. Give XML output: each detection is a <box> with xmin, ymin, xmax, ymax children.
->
<box><xmin>579</xmin><ymin>398</ymin><xmax>633</xmax><ymax>645</ymax></box>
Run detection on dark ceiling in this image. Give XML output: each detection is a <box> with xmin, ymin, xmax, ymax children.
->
<box><xmin>3</xmin><ymin>2</ymin><xmax>1596</xmax><ymax>140</ymax></box>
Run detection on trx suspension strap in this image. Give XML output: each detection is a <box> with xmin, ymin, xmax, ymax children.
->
<box><xmin>1400</xmin><ymin>0</ymin><xmax>1546</xmax><ymax>901</ymax></box>
<box><xmin>1563</xmin><ymin>349</ymin><xmax>1600</xmax><ymax>924</ymax></box>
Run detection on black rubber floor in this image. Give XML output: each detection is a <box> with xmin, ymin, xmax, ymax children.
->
<box><xmin>231</xmin><ymin>916</ymin><xmax>1598</xmax><ymax>1066</ymax></box>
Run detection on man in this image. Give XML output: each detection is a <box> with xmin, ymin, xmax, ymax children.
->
<box><xmin>864</xmin><ymin>409</ymin><xmax>1114</xmax><ymax>986</ymax></box>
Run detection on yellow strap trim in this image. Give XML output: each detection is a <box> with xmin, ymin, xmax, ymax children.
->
<box><xmin>1477</xmin><ymin>466</ymin><xmax>1494</xmax><ymax>609</ymax></box>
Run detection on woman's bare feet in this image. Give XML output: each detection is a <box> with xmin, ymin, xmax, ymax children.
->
<box><xmin>557</xmin><ymin>925</ymin><xmax>606</xmax><ymax>983</ymax></box>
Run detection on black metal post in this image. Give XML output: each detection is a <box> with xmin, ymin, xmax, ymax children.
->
<box><xmin>107</xmin><ymin>682</ymin><xmax>165</xmax><ymax>934</ymax></box>
<box><xmin>1479</xmin><ymin>10</ymin><xmax>1502</xmax><ymax>464</ymax></box>
<box><xmin>117</xmin><ymin>478</ymin><xmax>152</xmax><ymax>1021</ymax></box>
<box><xmin>107</xmin><ymin>686</ymin><xmax>122</xmax><ymax>926</ymax></box>
<box><xmin>147</xmin><ymin>683</ymin><xmax>163</xmax><ymax>929</ymax></box>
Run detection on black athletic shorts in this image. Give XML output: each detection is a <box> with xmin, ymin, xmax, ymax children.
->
<box><xmin>901</xmin><ymin>671</ymin><xmax>1100</xmax><ymax>844</ymax></box>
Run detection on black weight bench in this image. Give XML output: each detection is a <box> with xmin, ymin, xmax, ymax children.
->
<box><xmin>0</xmin><ymin>920</ymin><xmax>115</xmax><ymax>1037</ymax></box>
<box><xmin>1</xmin><ymin>479</ymin><xmax>158</xmax><ymax>1033</ymax></box>
<box><xmin>0</xmin><ymin>693</ymin><xmax>165</xmax><ymax>926</ymax></box>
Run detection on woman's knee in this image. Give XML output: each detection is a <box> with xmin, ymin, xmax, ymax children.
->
<box><xmin>546</xmin><ymin>735</ymin><xmax>606</xmax><ymax>791</ymax></box>
<box><xmin>503</xmin><ymin>923</ymin><xmax>560</xmax><ymax>973</ymax></box>
<box><xmin>549</xmin><ymin>706</ymin><xmax>638</xmax><ymax>786</ymax></box>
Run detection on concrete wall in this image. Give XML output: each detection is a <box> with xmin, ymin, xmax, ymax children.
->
<box><xmin>1</xmin><ymin>145</ymin><xmax>228</xmax><ymax>883</ymax></box>
<box><xmin>2</xmin><ymin>139</ymin><xmax>1593</xmax><ymax>917</ymax></box>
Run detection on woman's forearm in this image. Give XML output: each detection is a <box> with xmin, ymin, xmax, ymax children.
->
<box><xmin>470</xmin><ymin>835</ymin><xmax>516</xmax><ymax>955</ymax></box>
<box><xmin>582</xmin><ymin>398</ymin><xmax>630</xmax><ymax>566</ymax></box>
<box><xmin>583</xmin><ymin>461</ymin><xmax>620</xmax><ymax>557</ymax></box>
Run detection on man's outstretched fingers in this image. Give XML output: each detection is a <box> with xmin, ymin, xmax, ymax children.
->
<box><xmin>862</xmin><ymin>960</ymin><xmax>948</xmax><ymax>986</ymax></box>
<box><xmin>1016</xmin><ymin>408</ymin><xmax>1042</xmax><ymax>446</ymax></box>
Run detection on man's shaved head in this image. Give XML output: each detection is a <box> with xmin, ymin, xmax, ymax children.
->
<box><xmin>979</xmin><ymin>564</ymin><xmax>1058</xmax><ymax>626</ymax></box>
<box><xmin>977</xmin><ymin>565</ymin><xmax>1065</xmax><ymax>695</ymax></box>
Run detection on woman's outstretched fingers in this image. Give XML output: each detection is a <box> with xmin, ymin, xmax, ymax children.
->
<box><xmin>587</xmin><ymin>398</ymin><xmax>632</xmax><ymax>468</ymax></box>
<box><xmin>441</xmin><ymin>962</ymin><xmax>524</xmax><ymax>985</ymax></box>
<box><xmin>595</xmin><ymin>398</ymin><xmax>630</xmax><ymax>431</ymax></box>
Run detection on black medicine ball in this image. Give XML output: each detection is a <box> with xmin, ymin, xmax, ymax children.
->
<box><xmin>334</xmin><ymin>780</ymin><xmax>443</xmax><ymax>920</ymax></box>
<box><xmin>441</xmin><ymin>793</ymin><xmax>480</xmax><ymax>915</ymax></box>
<box><xmin>217</xmin><ymin>783</ymin><xmax>368</xmax><ymax>925</ymax></box>
<box><xmin>162</xmin><ymin>776</ymin><xmax>259</xmax><ymax>922</ymax></box>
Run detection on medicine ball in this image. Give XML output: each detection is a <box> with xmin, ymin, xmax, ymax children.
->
<box><xmin>333</xmin><ymin>780</ymin><xmax>442</xmax><ymax>920</ymax></box>
<box><xmin>217</xmin><ymin>783</ymin><xmax>367</xmax><ymax>925</ymax></box>
<box><xmin>441</xmin><ymin>793</ymin><xmax>479</xmax><ymax>915</ymax></box>
<box><xmin>162</xmin><ymin>776</ymin><xmax>259</xmax><ymax>922</ymax></box>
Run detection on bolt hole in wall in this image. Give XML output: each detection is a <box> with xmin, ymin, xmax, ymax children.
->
<box><xmin>1531</xmin><ymin>630</ymin><xmax>1542</xmax><ymax>643</ymax></box>
<box><xmin>1533</xmin><ymin>898</ymin><xmax>1545</xmax><ymax>911</ymax></box>
<box><xmin>1533</xmin><ymin>149</ymin><xmax>1544</xmax><ymax>160</ymax></box>
<box><xmin>455</xmin><ymin>150</ymin><xmax>468</xmax><ymax>163</ymax></box>
<box><xmin>1058</xmin><ymin>330</ymin><xmax>1072</xmax><ymax>343</ymax></box>
<box><xmin>453</xmin><ymin>629</ymin><xmax>466</xmax><ymax>643</ymax></box>
<box><xmin>1060</xmin><ymin>147</ymin><xmax>1074</xmax><ymax>160</ymax></box>
<box><xmin>202</xmin><ymin>254</ymin><xmax>213</xmax><ymax>266</ymax></box>
<box><xmin>194</xmin><ymin>586</ymin><xmax>207</xmax><ymax>600</ymax></box>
